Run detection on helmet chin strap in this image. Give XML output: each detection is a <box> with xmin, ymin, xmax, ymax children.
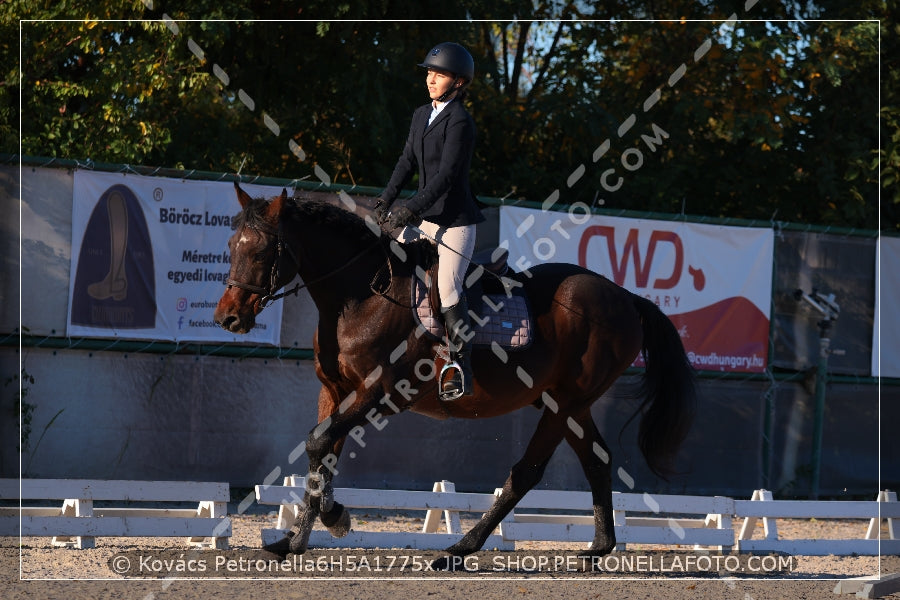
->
<box><xmin>436</xmin><ymin>77</ymin><xmax>461</xmax><ymax>102</ymax></box>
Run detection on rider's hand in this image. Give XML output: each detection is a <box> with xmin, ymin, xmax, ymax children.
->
<box><xmin>387</xmin><ymin>205</ymin><xmax>421</xmax><ymax>230</ymax></box>
<box><xmin>373</xmin><ymin>198</ymin><xmax>390</xmax><ymax>224</ymax></box>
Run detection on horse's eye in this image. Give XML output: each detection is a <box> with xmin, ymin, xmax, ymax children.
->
<box><xmin>254</xmin><ymin>252</ymin><xmax>268</xmax><ymax>263</ymax></box>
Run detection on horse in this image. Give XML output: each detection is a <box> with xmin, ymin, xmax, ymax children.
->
<box><xmin>213</xmin><ymin>183</ymin><xmax>696</xmax><ymax>560</ymax></box>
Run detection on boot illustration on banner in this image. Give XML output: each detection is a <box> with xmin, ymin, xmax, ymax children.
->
<box><xmin>87</xmin><ymin>189</ymin><xmax>128</xmax><ymax>301</ymax></box>
<box><xmin>70</xmin><ymin>183</ymin><xmax>156</xmax><ymax>329</ymax></box>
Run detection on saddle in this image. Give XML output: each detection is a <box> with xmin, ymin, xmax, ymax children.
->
<box><xmin>411</xmin><ymin>247</ymin><xmax>533</xmax><ymax>349</ymax></box>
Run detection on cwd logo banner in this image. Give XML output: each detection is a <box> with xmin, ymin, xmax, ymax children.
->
<box><xmin>499</xmin><ymin>205</ymin><xmax>774</xmax><ymax>373</ymax></box>
<box><xmin>67</xmin><ymin>170</ymin><xmax>285</xmax><ymax>344</ymax></box>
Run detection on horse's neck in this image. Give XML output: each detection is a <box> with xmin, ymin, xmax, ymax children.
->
<box><xmin>293</xmin><ymin>220</ymin><xmax>384</xmax><ymax>312</ymax></box>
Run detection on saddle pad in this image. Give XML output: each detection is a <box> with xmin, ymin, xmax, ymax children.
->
<box><xmin>412</xmin><ymin>277</ymin><xmax>533</xmax><ymax>349</ymax></box>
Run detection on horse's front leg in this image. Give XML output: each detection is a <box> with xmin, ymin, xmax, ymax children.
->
<box><xmin>285</xmin><ymin>416</ymin><xmax>353</xmax><ymax>554</ymax></box>
<box><xmin>282</xmin><ymin>384</ymin><xmax>394</xmax><ymax>556</ymax></box>
<box><xmin>268</xmin><ymin>433</ymin><xmax>349</xmax><ymax>555</ymax></box>
<box><xmin>262</xmin><ymin>445</ymin><xmax>332</xmax><ymax>558</ymax></box>
<box><xmin>305</xmin><ymin>439</ymin><xmax>352</xmax><ymax>539</ymax></box>
<box><xmin>261</xmin><ymin>386</ymin><xmax>352</xmax><ymax>557</ymax></box>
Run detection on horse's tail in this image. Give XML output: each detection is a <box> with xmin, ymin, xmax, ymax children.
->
<box><xmin>627</xmin><ymin>294</ymin><xmax>697</xmax><ymax>478</ymax></box>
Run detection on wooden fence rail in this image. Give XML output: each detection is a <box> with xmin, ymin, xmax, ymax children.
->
<box><xmin>0</xmin><ymin>478</ymin><xmax>231</xmax><ymax>549</ymax></box>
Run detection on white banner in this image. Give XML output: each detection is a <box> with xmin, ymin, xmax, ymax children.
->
<box><xmin>500</xmin><ymin>205</ymin><xmax>774</xmax><ymax>373</ymax></box>
<box><xmin>874</xmin><ymin>236</ymin><xmax>900</xmax><ymax>377</ymax></box>
<box><xmin>67</xmin><ymin>170</ymin><xmax>285</xmax><ymax>344</ymax></box>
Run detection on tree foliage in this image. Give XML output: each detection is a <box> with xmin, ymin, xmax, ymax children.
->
<box><xmin>1</xmin><ymin>0</ymin><xmax>894</xmax><ymax>230</ymax></box>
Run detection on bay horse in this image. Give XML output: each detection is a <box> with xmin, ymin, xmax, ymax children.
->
<box><xmin>213</xmin><ymin>183</ymin><xmax>696</xmax><ymax>559</ymax></box>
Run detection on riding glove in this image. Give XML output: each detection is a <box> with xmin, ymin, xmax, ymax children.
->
<box><xmin>387</xmin><ymin>205</ymin><xmax>421</xmax><ymax>230</ymax></box>
<box><xmin>373</xmin><ymin>198</ymin><xmax>390</xmax><ymax>225</ymax></box>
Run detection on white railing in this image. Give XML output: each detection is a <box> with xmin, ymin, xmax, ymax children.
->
<box><xmin>259</xmin><ymin>477</ymin><xmax>899</xmax><ymax>554</ymax></box>
<box><xmin>0</xmin><ymin>478</ymin><xmax>231</xmax><ymax>549</ymax></box>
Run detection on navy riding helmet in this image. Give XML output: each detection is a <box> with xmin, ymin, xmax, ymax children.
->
<box><xmin>417</xmin><ymin>42</ymin><xmax>474</xmax><ymax>82</ymax></box>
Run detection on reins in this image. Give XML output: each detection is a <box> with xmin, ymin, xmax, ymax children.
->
<box><xmin>368</xmin><ymin>220</ymin><xmax>519</xmax><ymax>309</ymax></box>
<box><xmin>226</xmin><ymin>220</ymin><xmax>383</xmax><ymax>310</ymax></box>
<box><xmin>227</xmin><ymin>209</ymin><xmax>513</xmax><ymax>313</ymax></box>
<box><xmin>403</xmin><ymin>223</ymin><xmax>515</xmax><ymax>292</ymax></box>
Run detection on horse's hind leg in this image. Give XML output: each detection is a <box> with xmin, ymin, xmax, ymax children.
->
<box><xmin>445</xmin><ymin>409</ymin><xmax>569</xmax><ymax>557</ymax></box>
<box><xmin>564</xmin><ymin>411</ymin><xmax>616</xmax><ymax>556</ymax></box>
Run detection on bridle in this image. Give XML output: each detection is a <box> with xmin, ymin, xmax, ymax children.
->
<box><xmin>225</xmin><ymin>221</ymin><xmax>304</xmax><ymax>310</ymax></box>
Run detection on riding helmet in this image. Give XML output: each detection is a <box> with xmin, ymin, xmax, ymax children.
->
<box><xmin>418</xmin><ymin>42</ymin><xmax>475</xmax><ymax>82</ymax></box>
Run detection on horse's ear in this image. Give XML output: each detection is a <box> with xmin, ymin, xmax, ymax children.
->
<box><xmin>266</xmin><ymin>188</ymin><xmax>289</xmax><ymax>219</ymax></box>
<box><xmin>234</xmin><ymin>181</ymin><xmax>254</xmax><ymax>208</ymax></box>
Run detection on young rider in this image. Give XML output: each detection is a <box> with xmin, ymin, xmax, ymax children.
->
<box><xmin>377</xmin><ymin>42</ymin><xmax>484</xmax><ymax>400</ymax></box>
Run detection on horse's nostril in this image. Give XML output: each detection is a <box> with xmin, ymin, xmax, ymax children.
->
<box><xmin>219</xmin><ymin>315</ymin><xmax>237</xmax><ymax>331</ymax></box>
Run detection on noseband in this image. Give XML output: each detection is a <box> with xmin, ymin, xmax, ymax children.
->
<box><xmin>225</xmin><ymin>222</ymin><xmax>303</xmax><ymax>310</ymax></box>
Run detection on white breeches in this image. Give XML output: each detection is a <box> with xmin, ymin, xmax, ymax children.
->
<box><xmin>397</xmin><ymin>221</ymin><xmax>476</xmax><ymax>308</ymax></box>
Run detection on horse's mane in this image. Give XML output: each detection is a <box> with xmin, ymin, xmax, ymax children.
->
<box><xmin>233</xmin><ymin>194</ymin><xmax>437</xmax><ymax>268</ymax></box>
<box><xmin>232</xmin><ymin>196</ymin><xmax>379</xmax><ymax>243</ymax></box>
<box><xmin>289</xmin><ymin>198</ymin><xmax>383</xmax><ymax>247</ymax></box>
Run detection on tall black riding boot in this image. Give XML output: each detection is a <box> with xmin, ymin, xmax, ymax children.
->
<box><xmin>440</xmin><ymin>297</ymin><xmax>475</xmax><ymax>401</ymax></box>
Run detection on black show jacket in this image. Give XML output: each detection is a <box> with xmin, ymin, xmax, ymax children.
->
<box><xmin>382</xmin><ymin>99</ymin><xmax>484</xmax><ymax>227</ymax></box>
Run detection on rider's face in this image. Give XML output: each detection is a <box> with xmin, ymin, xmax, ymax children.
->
<box><xmin>426</xmin><ymin>69</ymin><xmax>458</xmax><ymax>102</ymax></box>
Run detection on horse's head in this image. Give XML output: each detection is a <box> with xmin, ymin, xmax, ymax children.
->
<box><xmin>214</xmin><ymin>183</ymin><xmax>296</xmax><ymax>334</ymax></box>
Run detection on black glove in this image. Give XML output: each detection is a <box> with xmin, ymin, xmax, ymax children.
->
<box><xmin>373</xmin><ymin>198</ymin><xmax>390</xmax><ymax>224</ymax></box>
<box><xmin>387</xmin><ymin>205</ymin><xmax>421</xmax><ymax>230</ymax></box>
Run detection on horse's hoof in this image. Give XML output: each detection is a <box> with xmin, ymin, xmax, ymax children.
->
<box><xmin>323</xmin><ymin>506</ymin><xmax>351</xmax><ymax>538</ymax></box>
<box><xmin>262</xmin><ymin>536</ymin><xmax>291</xmax><ymax>559</ymax></box>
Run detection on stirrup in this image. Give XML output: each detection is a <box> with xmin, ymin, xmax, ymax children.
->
<box><xmin>439</xmin><ymin>361</ymin><xmax>466</xmax><ymax>402</ymax></box>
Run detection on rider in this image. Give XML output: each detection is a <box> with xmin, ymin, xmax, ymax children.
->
<box><xmin>377</xmin><ymin>41</ymin><xmax>484</xmax><ymax>400</ymax></box>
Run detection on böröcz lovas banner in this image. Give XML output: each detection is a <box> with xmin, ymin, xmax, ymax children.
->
<box><xmin>67</xmin><ymin>170</ymin><xmax>285</xmax><ymax>344</ymax></box>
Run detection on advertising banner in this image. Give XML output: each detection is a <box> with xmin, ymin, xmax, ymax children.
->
<box><xmin>67</xmin><ymin>170</ymin><xmax>284</xmax><ymax>344</ymax></box>
<box><xmin>499</xmin><ymin>205</ymin><xmax>774</xmax><ymax>373</ymax></box>
<box><xmin>874</xmin><ymin>235</ymin><xmax>900</xmax><ymax>378</ymax></box>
